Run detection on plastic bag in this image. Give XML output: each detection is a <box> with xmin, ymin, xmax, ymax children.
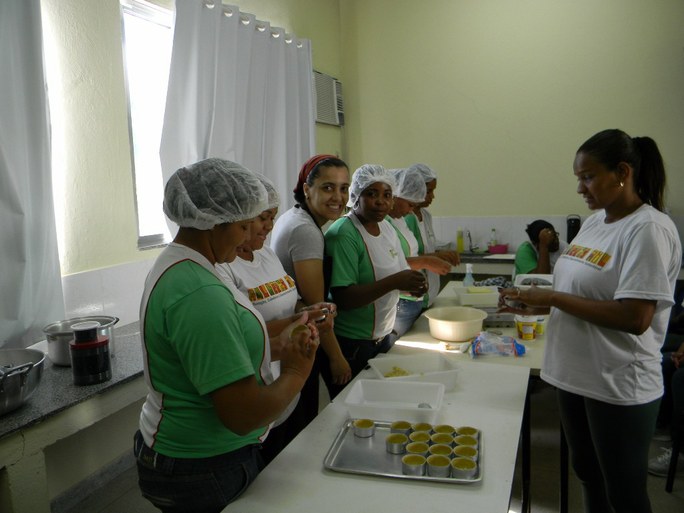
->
<box><xmin>471</xmin><ymin>332</ymin><xmax>526</xmax><ymax>357</ymax></box>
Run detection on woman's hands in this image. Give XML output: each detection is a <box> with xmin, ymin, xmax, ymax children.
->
<box><xmin>434</xmin><ymin>250</ymin><xmax>460</xmax><ymax>266</ymax></box>
<box><xmin>395</xmin><ymin>270</ymin><xmax>429</xmax><ymax>297</ymax></box>
<box><xmin>498</xmin><ymin>286</ymin><xmax>552</xmax><ymax>316</ymax></box>
<box><xmin>298</xmin><ymin>302</ymin><xmax>337</xmax><ymax>333</ymax></box>
<box><xmin>279</xmin><ymin>312</ymin><xmax>319</xmax><ymax>380</ymax></box>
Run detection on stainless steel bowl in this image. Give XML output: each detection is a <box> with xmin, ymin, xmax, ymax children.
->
<box><xmin>43</xmin><ymin>316</ymin><xmax>119</xmax><ymax>366</ymax></box>
<box><xmin>0</xmin><ymin>348</ymin><xmax>46</xmax><ymax>416</ymax></box>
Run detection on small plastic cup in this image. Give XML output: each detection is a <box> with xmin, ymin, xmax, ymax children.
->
<box><xmin>515</xmin><ymin>314</ymin><xmax>537</xmax><ymax>340</ymax></box>
<box><xmin>451</xmin><ymin>457</ymin><xmax>477</xmax><ymax>479</ymax></box>
<box><xmin>408</xmin><ymin>431</ymin><xmax>431</xmax><ymax>444</ymax></box>
<box><xmin>385</xmin><ymin>433</ymin><xmax>408</xmax><ymax>454</ymax></box>
<box><xmin>536</xmin><ymin>316</ymin><xmax>547</xmax><ymax>336</ymax></box>
<box><xmin>405</xmin><ymin>441</ymin><xmax>429</xmax><ymax>457</ymax></box>
<box><xmin>402</xmin><ymin>454</ymin><xmax>426</xmax><ymax>476</ymax></box>
<box><xmin>426</xmin><ymin>454</ymin><xmax>451</xmax><ymax>477</ymax></box>
<box><xmin>352</xmin><ymin>419</ymin><xmax>375</xmax><ymax>438</ymax></box>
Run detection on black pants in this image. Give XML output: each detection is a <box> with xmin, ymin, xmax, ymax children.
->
<box><xmin>557</xmin><ymin>389</ymin><xmax>660</xmax><ymax>513</ymax></box>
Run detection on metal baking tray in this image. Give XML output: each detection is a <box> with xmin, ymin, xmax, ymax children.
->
<box><xmin>323</xmin><ymin>419</ymin><xmax>482</xmax><ymax>484</ymax></box>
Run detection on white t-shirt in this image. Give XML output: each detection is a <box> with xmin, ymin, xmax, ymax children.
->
<box><xmin>217</xmin><ymin>247</ymin><xmax>298</xmax><ymax>324</ymax></box>
<box><xmin>541</xmin><ymin>205</ymin><xmax>682</xmax><ymax>405</ymax></box>
<box><xmin>216</xmin><ymin>246</ymin><xmax>299</xmax><ymax>425</ymax></box>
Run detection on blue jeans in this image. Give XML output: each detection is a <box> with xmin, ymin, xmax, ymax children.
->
<box><xmin>134</xmin><ymin>430</ymin><xmax>264</xmax><ymax>513</ymax></box>
<box><xmin>392</xmin><ymin>298</ymin><xmax>424</xmax><ymax>340</ymax></box>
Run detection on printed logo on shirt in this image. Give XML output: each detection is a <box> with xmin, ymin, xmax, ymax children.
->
<box><xmin>563</xmin><ymin>244</ymin><xmax>612</xmax><ymax>269</ymax></box>
<box><xmin>248</xmin><ymin>275</ymin><xmax>296</xmax><ymax>303</ymax></box>
<box><xmin>389</xmin><ymin>248</ymin><xmax>398</xmax><ymax>258</ymax></box>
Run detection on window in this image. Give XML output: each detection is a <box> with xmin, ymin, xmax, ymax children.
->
<box><xmin>120</xmin><ymin>0</ymin><xmax>173</xmax><ymax>247</ymax></box>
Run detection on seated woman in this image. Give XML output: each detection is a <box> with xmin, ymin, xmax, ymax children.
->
<box><xmin>135</xmin><ymin>159</ymin><xmax>318</xmax><ymax>512</ymax></box>
<box><xmin>215</xmin><ymin>174</ymin><xmax>330</xmax><ymax>465</ymax></box>
<box><xmin>386</xmin><ymin>167</ymin><xmax>451</xmax><ymax>338</ymax></box>
<box><xmin>325</xmin><ymin>164</ymin><xmax>427</xmax><ymax>397</ymax></box>
<box><xmin>514</xmin><ymin>219</ymin><xmax>568</xmax><ymax>278</ymax></box>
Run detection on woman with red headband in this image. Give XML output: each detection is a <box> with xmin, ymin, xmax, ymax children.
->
<box><xmin>270</xmin><ymin>155</ymin><xmax>352</xmax><ymax>431</ymax></box>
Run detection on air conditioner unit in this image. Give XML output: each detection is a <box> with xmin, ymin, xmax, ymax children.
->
<box><xmin>314</xmin><ymin>70</ymin><xmax>344</xmax><ymax>126</ymax></box>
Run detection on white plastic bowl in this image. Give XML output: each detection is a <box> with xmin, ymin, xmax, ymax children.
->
<box><xmin>423</xmin><ymin>306</ymin><xmax>487</xmax><ymax>342</ymax></box>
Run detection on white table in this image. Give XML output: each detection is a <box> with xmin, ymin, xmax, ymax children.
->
<box><xmin>223</xmin><ymin>362</ymin><xmax>529</xmax><ymax>513</ymax></box>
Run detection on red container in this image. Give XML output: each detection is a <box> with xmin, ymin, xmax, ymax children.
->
<box><xmin>487</xmin><ymin>244</ymin><xmax>509</xmax><ymax>254</ymax></box>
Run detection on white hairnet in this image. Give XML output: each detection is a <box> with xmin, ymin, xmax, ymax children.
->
<box><xmin>391</xmin><ymin>168</ymin><xmax>427</xmax><ymax>203</ymax></box>
<box><xmin>163</xmin><ymin>158</ymin><xmax>268</xmax><ymax>230</ymax></box>
<box><xmin>254</xmin><ymin>173</ymin><xmax>279</xmax><ymax>210</ymax></box>
<box><xmin>408</xmin><ymin>163</ymin><xmax>438</xmax><ymax>183</ymax></box>
<box><xmin>348</xmin><ymin>164</ymin><xmax>395</xmax><ymax>208</ymax></box>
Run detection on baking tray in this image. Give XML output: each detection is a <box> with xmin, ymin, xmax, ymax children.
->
<box><xmin>323</xmin><ymin>419</ymin><xmax>482</xmax><ymax>484</ymax></box>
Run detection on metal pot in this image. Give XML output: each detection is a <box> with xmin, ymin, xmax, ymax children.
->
<box><xmin>0</xmin><ymin>348</ymin><xmax>46</xmax><ymax>416</ymax></box>
<box><xmin>43</xmin><ymin>316</ymin><xmax>119</xmax><ymax>366</ymax></box>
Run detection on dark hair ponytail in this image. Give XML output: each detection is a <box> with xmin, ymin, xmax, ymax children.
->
<box><xmin>631</xmin><ymin>136</ymin><xmax>665</xmax><ymax>211</ymax></box>
<box><xmin>577</xmin><ymin>129</ymin><xmax>666</xmax><ymax>211</ymax></box>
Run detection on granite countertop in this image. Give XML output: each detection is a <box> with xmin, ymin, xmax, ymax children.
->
<box><xmin>0</xmin><ymin>322</ymin><xmax>143</xmax><ymax>441</ymax></box>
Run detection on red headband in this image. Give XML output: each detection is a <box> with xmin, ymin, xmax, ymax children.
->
<box><xmin>293</xmin><ymin>154</ymin><xmax>339</xmax><ymax>196</ymax></box>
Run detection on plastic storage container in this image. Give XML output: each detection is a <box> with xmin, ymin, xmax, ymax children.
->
<box><xmin>343</xmin><ymin>379</ymin><xmax>444</xmax><ymax>423</ymax></box>
<box><xmin>367</xmin><ymin>353</ymin><xmax>459</xmax><ymax>391</ymax></box>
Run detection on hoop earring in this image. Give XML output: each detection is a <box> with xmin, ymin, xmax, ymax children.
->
<box><xmin>620</xmin><ymin>182</ymin><xmax>624</xmax><ymax>187</ymax></box>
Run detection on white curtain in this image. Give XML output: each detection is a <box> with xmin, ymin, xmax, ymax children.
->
<box><xmin>160</xmin><ymin>1</ymin><xmax>315</xmax><ymax>224</ymax></box>
<box><xmin>0</xmin><ymin>0</ymin><xmax>64</xmax><ymax>348</ymax></box>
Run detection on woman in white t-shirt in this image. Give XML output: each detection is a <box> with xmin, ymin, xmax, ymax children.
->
<box><xmin>325</xmin><ymin>165</ymin><xmax>428</xmax><ymax>396</ymax></box>
<box><xmin>499</xmin><ymin>129</ymin><xmax>682</xmax><ymax>513</ymax></box>
<box><xmin>216</xmin><ymin>174</ymin><xmax>330</xmax><ymax>464</ymax></box>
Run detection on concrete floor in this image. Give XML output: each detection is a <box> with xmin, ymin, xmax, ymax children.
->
<box><xmin>64</xmin><ymin>380</ymin><xmax>684</xmax><ymax>513</ymax></box>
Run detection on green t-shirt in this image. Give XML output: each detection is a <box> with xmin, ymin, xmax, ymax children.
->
<box><xmin>142</xmin><ymin>258</ymin><xmax>268</xmax><ymax>458</ymax></box>
<box><xmin>325</xmin><ymin>217</ymin><xmax>382</xmax><ymax>340</ymax></box>
<box><xmin>514</xmin><ymin>241</ymin><xmax>538</xmax><ymax>278</ymax></box>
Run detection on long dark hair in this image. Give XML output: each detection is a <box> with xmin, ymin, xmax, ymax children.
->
<box><xmin>577</xmin><ymin>129</ymin><xmax>666</xmax><ymax>211</ymax></box>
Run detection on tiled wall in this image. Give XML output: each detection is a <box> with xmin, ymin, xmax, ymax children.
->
<box><xmin>61</xmin><ymin>259</ymin><xmax>154</xmax><ymax>327</ymax></box>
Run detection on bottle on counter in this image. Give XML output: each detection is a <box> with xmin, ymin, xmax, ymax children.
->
<box><xmin>456</xmin><ymin>226</ymin><xmax>464</xmax><ymax>253</ymax></box>
<box><xmin>463</xmin><ymin>263</ymin><xmax>475</xmax><ymax>287</ymax></box>
<box><xmin>488</xmin><ymin>228</ymin><xmax>497</xmax><ymax>247</ymax></box>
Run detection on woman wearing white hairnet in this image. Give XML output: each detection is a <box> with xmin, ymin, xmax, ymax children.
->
<box><xmin>386</xmin><ymin>168</ymin><xmax>452</xmax><ymax>339</ymax></box>
<box><xmin>215</xmin><ymin>173</ymin><xmax>330</xmax><ymax>465</ymax></box>
<box><xmin>408</xmin><ymin>163</ymin><xmax>460</xmax><ymax>307</ymax></box>
<box><xmin>325</xmin><ymin>165</ymin><xmax>427</xmax><ymax>396</ymax></box>
<box><xmin>135</xmin><ymin>159</ymin><xmax>317</xmax><ymax>512</ymax></box>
